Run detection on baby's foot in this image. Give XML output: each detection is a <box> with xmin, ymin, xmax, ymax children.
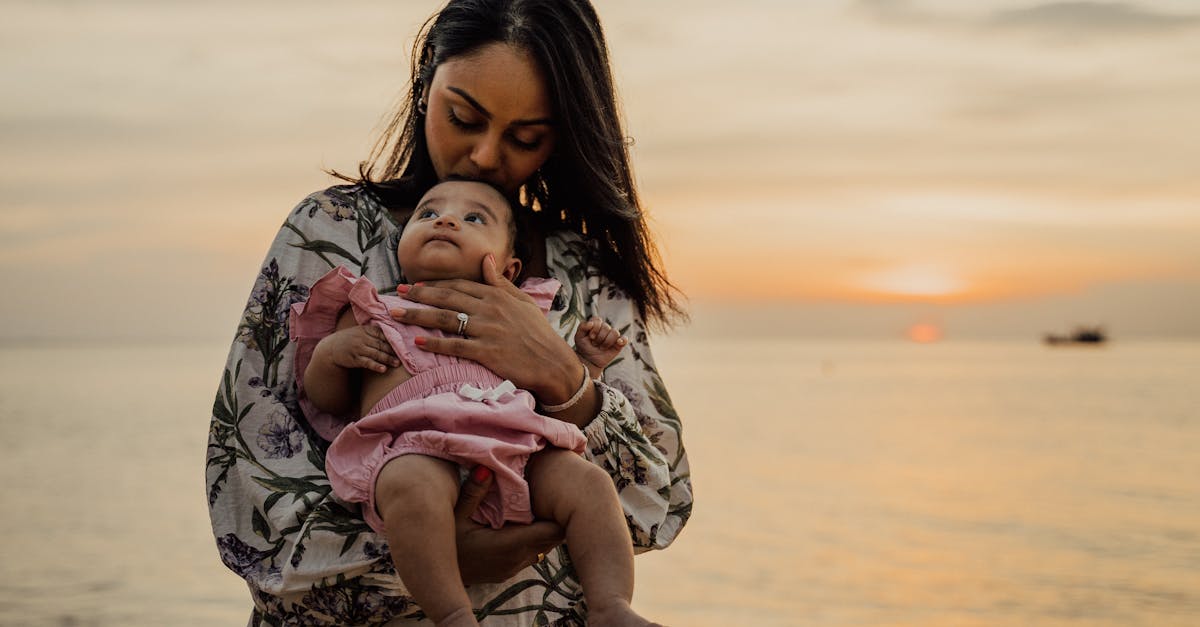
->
<box><xmin>589</xmin><ymin>599</ymin><xmax>662</xmax><ymax>627</ymax></box>
<box><xmin>574</xmin><ymin>317</ymin><xmax>626</xmax><ymax>379</ymax></box>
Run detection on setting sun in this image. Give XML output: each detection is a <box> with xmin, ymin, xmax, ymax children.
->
<box><xmin>907</xmin><ymin>323</ymin><xmax>943</xmax><ymax>344</ymax></box>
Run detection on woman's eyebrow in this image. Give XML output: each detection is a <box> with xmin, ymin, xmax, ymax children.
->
<box><xmin>447</xmin><ymin>86</ymin><xmax>553</xmax><ymax>127</ymax></box>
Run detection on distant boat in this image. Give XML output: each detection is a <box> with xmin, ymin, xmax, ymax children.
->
<box><xmin>1043</xmin><ymin>326</ymin><xmax>1107</xmax><ymax>345</ymax></box>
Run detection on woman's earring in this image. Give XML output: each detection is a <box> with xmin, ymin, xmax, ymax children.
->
<box><xmin>416</xmin><ymin>99</ymin><xmax>428</xmax><ymax>116</ymax></box>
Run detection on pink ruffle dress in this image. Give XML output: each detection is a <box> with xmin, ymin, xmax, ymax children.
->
<box><xmin>289</xmin><ymin>266</ymin><xmax>586</xmax><ymax>533</ymax></box>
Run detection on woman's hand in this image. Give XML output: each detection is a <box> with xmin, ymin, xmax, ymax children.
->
<box><xmin>390</xmin><ymin>254</ymin><xmax>590</xmax><ymax>413</ymax></box>
<box><xmin>455</xmin><ymin>466</ymin><xmax>564</xmax><ymax>584</ymax></box>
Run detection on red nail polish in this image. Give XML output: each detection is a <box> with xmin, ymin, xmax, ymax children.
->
<box><xmin>472</xmin><ymin>465</ymin><xmax>492</xmax><ymax>482</ymax></box>
<box><xmin>414</xmin><ymin>336</ymin><xmax>427</xmax><ymax>346</ymax></box>
<box><xmin>396</xmin><ymin>284</ymin><xmax>410</xmax><ymax>294</ymax></box>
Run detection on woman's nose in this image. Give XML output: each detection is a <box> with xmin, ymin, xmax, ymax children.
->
<box><xmin>469</xmin><ymin>134</ymin><xmax>502</xmax><ymax>173</ymax></box>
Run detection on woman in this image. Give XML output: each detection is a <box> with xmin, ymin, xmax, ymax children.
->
<box><xmin>206</xmin><ymin>1</ymin><xmax>691</xmax><ymax>624</ymax></box>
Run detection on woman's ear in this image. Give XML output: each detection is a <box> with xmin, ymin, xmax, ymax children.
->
<box><xmin>417</xmin><ymin>84</ymin><xmax>430</xmax><ymax>115</ymax></box>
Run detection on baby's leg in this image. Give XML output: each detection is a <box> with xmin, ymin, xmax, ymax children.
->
<box><xmin>375</xmin><ymin>455</ymin><xmax>478</xmax><ymax>627</ymax></box>
<box><xmin>527</xmin><ymin>449</ymin><xmax>659</xmax><ymax>627</ymax></box>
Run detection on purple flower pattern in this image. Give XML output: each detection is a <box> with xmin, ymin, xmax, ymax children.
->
<box><xmin>257</xmin><ymin>409</ymin><xmax>304</xmax><ymax>459</ymax></box>
<box><xmin>217</xmin><ymin>533</ymin><xmax>271</xmax><ymax>579</ymax></box>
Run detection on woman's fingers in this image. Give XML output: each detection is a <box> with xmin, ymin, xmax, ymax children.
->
<box><xmin>454</xmin><ymin>465</ymin><xmax>564</xmax><ymax>583</ymax></box>
<box><xmin>457</xmin><ymin>521</ymin><xmax>565</xmax><ymax>584</ymax></box>
<box><xmin>501</xmin><ymin>521</ymin><xmax>564</xmax><ymax>565</ymax></box>
<box><xmin>392</xmin><ymin>283</ymin><xmax>487</xmax><ymax>333</ymax></box>
<box><xmin>392</xmin><ymin>306</ymin><xmax>475</xmax><ymax>335</ymax></box>
<box><xmin>404</xmin><ymin>278</ymin><xmax>490</xmax><ymax>300</ymax></box>
<box><xmin>395</xmin><ymin>260</ymin><xmax>580</xmax><ymax>399</ymax></box>
<box><xmin>455</xmin><ymin>465</ymin><xmax>494</xmax><ymax>522</ymax></box>
<box><xmin>480</xmin><ymin>253</ymin><xmax>527</xmax><ymax>296</ymax></box>
<box><xmin>402</xmin><ymin>256</ymin><xmax>533</xmax><ymax>304</ymax></box>
<box><xmin>413</xmin><ymin>335</ymin><xmax>473</xmax><ymax>359</ymax></box>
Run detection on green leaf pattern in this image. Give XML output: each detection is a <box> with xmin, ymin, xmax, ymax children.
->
<box><xmin>207</xmin><ymin>185</ymin><xmax>692</xmax><ymax>624</ymax></box>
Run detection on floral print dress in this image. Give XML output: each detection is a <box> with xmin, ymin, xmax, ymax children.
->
<box><xmin>206</xmin><ymin>185</ymin><xmax>692</xmax><ymax>626</ymax></box>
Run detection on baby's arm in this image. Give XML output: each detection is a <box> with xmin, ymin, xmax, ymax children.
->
<box><xmin>573</xmin><ymin>316</ymin><xmax>627</xmax><ymax>380</ymax></box>
<box><xmin>304</xmin><ymin>308</ymin><xmax>400</xmax><ymax>415</ymax></box>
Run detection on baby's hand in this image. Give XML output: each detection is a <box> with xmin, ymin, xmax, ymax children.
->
<box><xmin>574</xmin><ymin>317</ymin><xmax>626</xmax><ymax>379</ymax></box>
<box><xmin>316</xmin><ymin>324</ymin><xmax>400</xmax><ymax>374</ymax></box>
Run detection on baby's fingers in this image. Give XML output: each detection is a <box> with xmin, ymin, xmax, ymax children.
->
<box><xmin>361</xmin><ymin>327</ymin><xmax>400</xmax><ymax>368</ymax></box>
<box><xmin>364</xmin><ymin>326</ymin><xmax>398</xmax><ymax>356</ymax></box>
<box><xmin>580</xmin><ymin>317</ymin><xmax>617</xmax><ymax>345</ymax></box>
<box><xmin>355</xmin><ymin>352</ymin><xmax>392</xmax><ymax>374</ymax></box>
<box><xmin>352</xmin><ymin>343</ymin><xmax>400</xmax><ymax>373</ymax></box>
<box><xmin>598</xmin><ymin>326</ymin><xmax>626</xmax><ymax>348</ymax></box>
<box><xmin>581</xmin><ymin>316</ymin><xmax>606</xmax><ymax>339</ymax></box>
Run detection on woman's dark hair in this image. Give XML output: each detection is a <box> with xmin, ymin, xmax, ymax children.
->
<box><xmin>348</xmin><ymin>0</ymin><xmax>684</xmax><ymax>326</ymax></box>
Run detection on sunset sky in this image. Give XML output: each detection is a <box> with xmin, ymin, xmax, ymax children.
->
<box><xmin>2</xmin><ymin>0</ymin><xmax>1198</xmax><ymax>341</ymax></box>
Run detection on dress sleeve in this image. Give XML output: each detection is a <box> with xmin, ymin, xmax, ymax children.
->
<box><xmin>206</xmin><ymin>187</ymin><xmax>419</xmax><ymax>623</ymax></box>
<box><xmin>557</xmin><ymin>241</ymin><xmax>692</xmax><ymax>552</ymax></box>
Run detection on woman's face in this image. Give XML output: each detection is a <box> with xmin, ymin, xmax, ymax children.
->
<box><xmin>424</xmin><ymin>42</ymin><xmax>557</xmax><ymax>195</ymax></box>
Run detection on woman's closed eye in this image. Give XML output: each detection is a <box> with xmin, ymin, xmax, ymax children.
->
<box><xmin>447</xmin><ymin>107</ymin><xmax>483</xmax><ymax>131</ymax></box>
<box><xmin>508</xmin><ymin>132</ymin><xmax>543</xmax><ymax>152</ymax></box>
<box><xmin>448</xmin><ymin>106</ymin><xmax>545</xmax><ymax>152</ymax></box>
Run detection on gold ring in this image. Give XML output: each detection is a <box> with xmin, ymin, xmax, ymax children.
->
<box><xmin>536</xmin><ymin>552</ymin><xmax>546</xmax><ymax>564</ymax></box>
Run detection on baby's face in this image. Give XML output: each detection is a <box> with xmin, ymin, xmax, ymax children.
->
<box><xmin>396</xmin><ymin>180</ymin><xmax>518</xmax><ymax>283</ymax></box>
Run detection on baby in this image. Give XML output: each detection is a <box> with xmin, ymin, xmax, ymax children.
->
<box><xmin>289</xmin><ymin>179</ymin><xmax>658</xmax><ymax>627</ymax></box>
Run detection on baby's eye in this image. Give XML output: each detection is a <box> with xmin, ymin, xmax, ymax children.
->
<box><xmin>417</xmin><ymin>209</ymin><xmax>438</xmax><ymax>219</ymax></box>
<box><xmin>465</xmin><ymin>213</ymin><xmax>486</xmax><ymax>224</ymax></box>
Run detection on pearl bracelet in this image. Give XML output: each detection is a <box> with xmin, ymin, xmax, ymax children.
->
<box><xmin>540</xmin><ymin>365</ymin><xmax>592</xmax><ymax>413</ymax></box>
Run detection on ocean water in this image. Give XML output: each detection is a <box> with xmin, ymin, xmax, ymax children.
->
<box><xmin>0</xmin><ymin>338</ymin><xmax>1197</xmax><ymax>626</ymax></box>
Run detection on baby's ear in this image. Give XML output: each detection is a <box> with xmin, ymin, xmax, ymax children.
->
<box><xmin>501</xmin><ymin>257</ymin><xmax>522</xmax><ymax>283</ymax></box>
